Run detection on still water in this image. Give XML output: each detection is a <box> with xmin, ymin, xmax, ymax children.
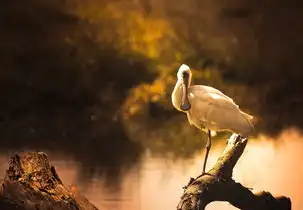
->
<box><xmin>1</xmin><ymin>128</ymin><xmax>303</xmax><ymax>210</ymax></box>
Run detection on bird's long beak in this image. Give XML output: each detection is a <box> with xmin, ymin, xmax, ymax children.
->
<box><xmin>180</xmin><ymin>76</ymin><xmax>191</xmax><ymax>111</ymax></box>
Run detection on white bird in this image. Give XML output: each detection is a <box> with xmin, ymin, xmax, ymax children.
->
<box><xmin>171</xmin><ymin>64</ymin><xmax>254</xmax><ymax>174</ymax></box>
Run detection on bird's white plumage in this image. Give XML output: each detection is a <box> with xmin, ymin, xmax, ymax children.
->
<box><xmin>179</xmin><ymin>64</ymin><xmax>190</xmax><ymax>72</ymax></box>
<box><xmin>172</xmin><ymin>64</ymin><xmax>254</xmax><ymax>136</ymax></box>
<box><xmin>177</xmin><ymin>64</ymin><xmax>190</xmax><ymax>80</ymax></box>
<box><xmin>172</xmin><ymin>64</ymin><xmax>254</xmax><ymax>174</ymax></box>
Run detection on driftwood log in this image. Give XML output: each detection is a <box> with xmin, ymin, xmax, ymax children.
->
<box><xmin>0</xmin><ymin>152</ymin><xmax>99</xmax><ymax>210</ymax></box>
<box><xmin>177</xmin><ymin>134</ymin><xmax>292</xmax><ymax>210</ymax></box>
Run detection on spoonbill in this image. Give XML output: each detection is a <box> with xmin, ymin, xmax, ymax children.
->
<box><xmin>171</xmin><ymin>64</ymin><xmax>254</xmax><ymax>174</ymax></box>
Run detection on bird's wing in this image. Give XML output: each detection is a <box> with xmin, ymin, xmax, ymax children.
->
<box><xmin>188</xmin><ymin>85</ymin><xmax>239</xmax><ymax>110</ymax></box>
<box><xmin>188</xmin><ymin>86</ymin><xmax>253</xmax><ymax>134</ymax></box>
<box><xmin>187</xmin><ymin>86</ymin><xmax>239</xmax><ymax>129</ymax></box>
<box><xmin>201</xmin><ymin>86</ymin><xmax>235</xmax><ymax>103</ymax></box>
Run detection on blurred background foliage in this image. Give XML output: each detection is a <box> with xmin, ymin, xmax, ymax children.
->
<box><xmin>1</xmin><ymin>0</ymin><xmax>303</xmax><ymax>177</ymax></box>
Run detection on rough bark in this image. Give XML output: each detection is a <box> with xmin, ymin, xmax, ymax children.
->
<box><xmin>0</xmin><ymin>152</ymin><xmax>99</xmax><ymax>210</ymax></box>
<box><xmin>176</xmin><ymin>134</ymin><xmax>292</xmax><ymax>210</ymax></box>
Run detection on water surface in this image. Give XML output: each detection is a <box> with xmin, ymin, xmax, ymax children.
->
<box><xmin>1</xmin><ymin>128</ymin><xmax>302</xmax><ymax>210</ymax></box>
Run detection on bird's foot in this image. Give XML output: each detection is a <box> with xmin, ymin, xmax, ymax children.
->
<box><xmin>202</xmin><ymin>172</ymin><xmax>211</xmax><ymax>176</ymax></box>
<box><xmin>195</xmin><ymin>172</ymin><xmax>213</xmax><ymax>180</ymax></box>
<box><xmin>182</xmin><ymin>177</ymin><xmax>195</xmax><ymax>191</ymax></box>
<box><xmin>201</xmin><ymin>172</ymin><xmax>216</xmax><ymax>177</ymax></box>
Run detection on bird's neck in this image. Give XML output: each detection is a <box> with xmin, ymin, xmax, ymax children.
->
<box><xmin>172</xmin><ymin>79</ymin><xmax>191</xmax><ymax>112</ymax></box>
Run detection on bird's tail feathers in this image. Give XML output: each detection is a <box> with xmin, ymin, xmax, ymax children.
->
<box><xmin>240</xmin><ymin>111</ymin><xmax>253</xmax><ymax>122</ymax></box>
<box><xmin>240</xmin><ymin>111</ymin><xmax>255</xmax><ymax>132</ymax></box>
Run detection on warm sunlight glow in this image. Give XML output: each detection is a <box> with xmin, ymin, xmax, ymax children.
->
<box><xmin>2</xmin><ymin>129</ymin><xmax>300</xmax><ymax>209</ymax></box>
<box><xmin>138</xmin><ymin>128</ymin><xmax>303</xmax><ymax>210</ymax></box>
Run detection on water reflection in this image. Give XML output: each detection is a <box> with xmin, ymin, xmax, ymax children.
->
<box><xmin>1</xmin><ymin>128</ymin><xmax>302</xmax><ymax>209</ymax></box>
<box><xmin>0</xmin><ymin>114</ymin><xmax>142</xmax><ymax>187</ymax></box>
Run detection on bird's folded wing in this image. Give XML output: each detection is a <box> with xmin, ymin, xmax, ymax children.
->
<box><xmin>207</xmin><ymin>93</ymin><xmax>239</xmax><ymax>110</ymax></box>
<box><xmin>187</xmin><ymin>91</ymin><xmax>239</xmax><ymax>125</ymax></box>
<box><xmin>189</xmin><ymin>87</ymin><xmax>239</xmax><ymax>110</ymax></box>
<box><xmin>201</xmin><ymin>85</ymin><xmax>235</xmax><ymax>102</ymax></box>
<box><xmin>190</xmin><ymin>85</ymin><xmax>234</xmax><ymax>101</ymax></box>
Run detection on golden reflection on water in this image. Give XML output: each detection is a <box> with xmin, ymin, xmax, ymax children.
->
<box><xmin>1</xmin><ymin>128</ymin><xmax>303</xmax><ymax>210</ymax></box>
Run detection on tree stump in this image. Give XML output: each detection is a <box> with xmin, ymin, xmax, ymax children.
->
<box><xmin>0</xmin><ymin>152</ymin><xmax>99</xmax><ymax>210</ymax></box>
<box><xmin>176</xmin><ymin>134</ymin><xmax>292</xmax><ymax>210</ymax></box>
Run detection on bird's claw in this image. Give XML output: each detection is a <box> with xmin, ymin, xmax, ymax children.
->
<box><xmin>201</xmin><ymin>171</ymin><xmax>212</xmax><ymax>176</ymax></box>
<box><xmin>183</xmin><ymin>177</ymin><xmax>195</xmax><ymax>191</ymax></box>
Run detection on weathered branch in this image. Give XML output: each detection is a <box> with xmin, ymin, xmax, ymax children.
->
<box><xmin>0</xmin><ymin>152</ymin><xmax>99</xmax><ymax>210</ymax></box>
<box><xmin>176</xmin><ymin>134</ymin><xmax>291</xmax><ymax>210</ymax></box>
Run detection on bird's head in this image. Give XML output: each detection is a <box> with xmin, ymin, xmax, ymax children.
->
<box><xmin>177</xmin><ymin>64</ymin><xmax>192</xmax><ymax>111</ymax></box>
<box><xmin>177</xmin><ymin>64</ymin><xmax>192</xmax><ymax>82</ymax></box>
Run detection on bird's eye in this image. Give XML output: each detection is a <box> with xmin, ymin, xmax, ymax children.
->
<box><xmin>182</xmin><ymin>72</ymin><xmax>189</xmax><ymax>78</ymax></box>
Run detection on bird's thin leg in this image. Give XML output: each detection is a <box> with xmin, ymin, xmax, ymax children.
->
<box><xmin>202</xmin><ymin>130</ymin><xmax>212</xmax><ymax>175</ymax></box>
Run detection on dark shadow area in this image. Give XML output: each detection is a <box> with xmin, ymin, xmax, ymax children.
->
<box><xmin>0</xmin><ymin>113</ymin><xmax>142</xmax><ymax>187</ymax></box>
<box><xmin>0</xmin><ymin>0</ymin><xmax>155</xmax><ymax>188</ymax></box>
